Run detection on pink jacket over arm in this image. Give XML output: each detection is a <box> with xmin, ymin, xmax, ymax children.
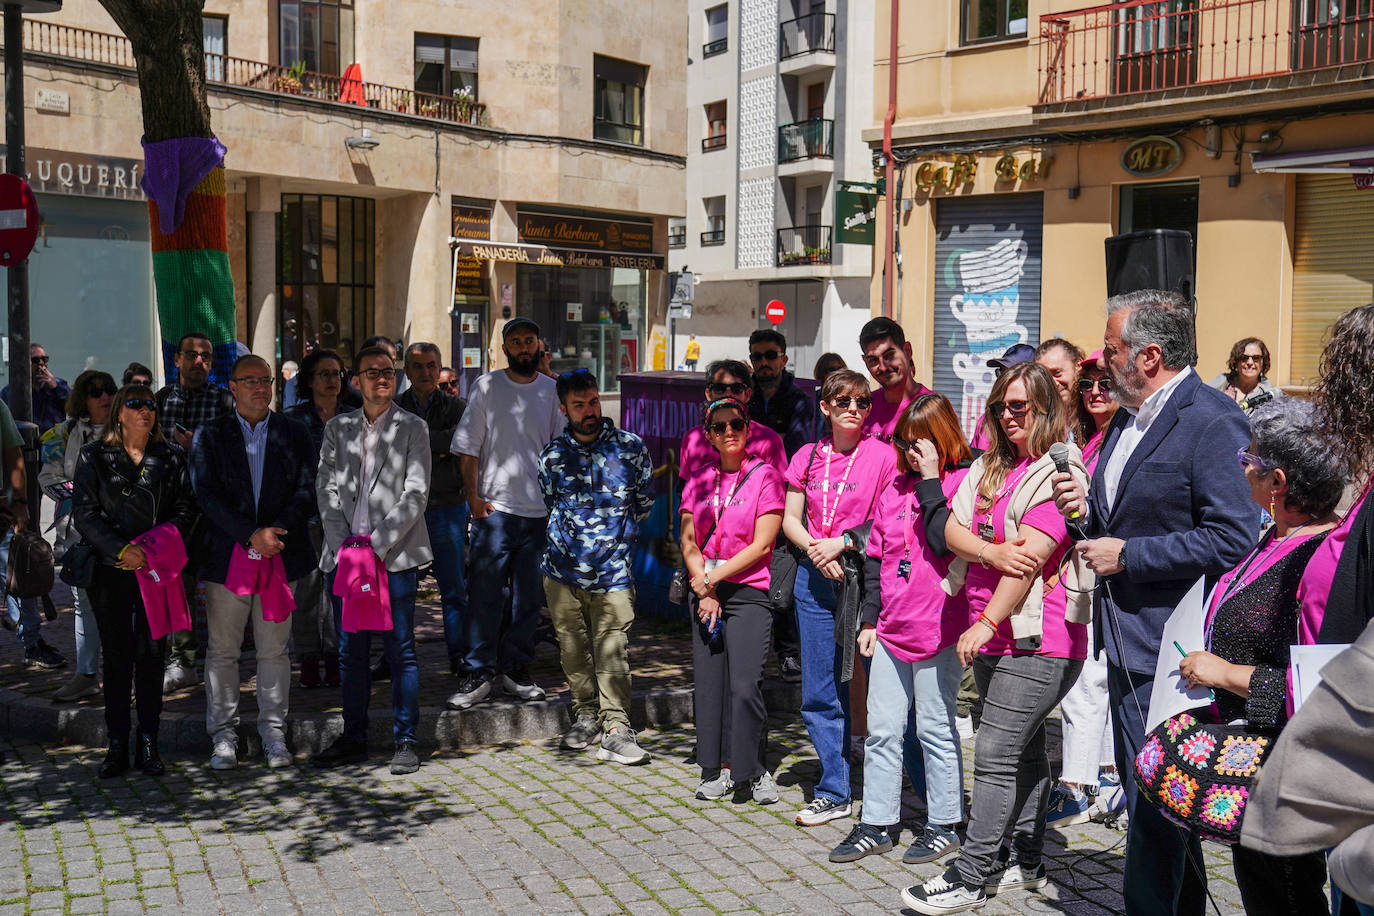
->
<box><xmin>225</xmin><ymin>544</ymin><xmax>297</xmax><ymax>622</ymax></box>
<box><xmin>333</xmin><ymin>537</ymin><xmax>391</xmax><ymax>633</ymax></box>
<box><xmin>132</xmin><ymin>522</ymin><xmax>191</xmax><ymax>641</ymax></box>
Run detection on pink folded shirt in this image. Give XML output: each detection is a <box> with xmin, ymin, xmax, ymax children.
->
<box><xmin>225</xmin><ymin>543</ymin><xmax>296</xmax><ymax>622</ymax></box>
<box><xmin>333</xmin><ymin>536</ymin><xmax>392</xmax><ymax>633</ymax></box>
<box><xmin>132</xmin><ymin>523</ymin><xmax>191</xmax><ymax>641</ymax></box>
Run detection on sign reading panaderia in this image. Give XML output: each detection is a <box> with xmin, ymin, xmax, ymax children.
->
<box><xmin>458</xmin><ymin>239</ymin><xmax>664</xmax><ymax>270</ymax></box>
<box><xmin>517</xmin><ymin>210</ymin><xmax>655</xmax><ymax>254</ymax></box>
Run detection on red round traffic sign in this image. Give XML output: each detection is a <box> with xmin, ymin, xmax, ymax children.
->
<box><xmin>765</xmin><ymin>299</ymin><xmax>786</xmax><ymax>325</ymax></box>
<box><xmin>0</xmin><ymin>174</ymin><xmax>40</xmax><ymax>267</ymax></box>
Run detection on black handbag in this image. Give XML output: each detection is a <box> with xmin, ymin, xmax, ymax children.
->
<box><xmin>768</xmin><ymin>443</ymin><xmax>819</xmax><ymax>611</ymax></box>
<box><xmin>59</xmin><ymin>540</ymin><xmax>96</xmax><ymax>589</ymax></box>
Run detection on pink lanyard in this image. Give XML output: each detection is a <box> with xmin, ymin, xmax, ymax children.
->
<box><xmin>971</xmin><ymin>459</ymin><xmax>1034</xmax><ymax>541</ymax></box>
<box><xmin>710</xmin><ymin>460</ymin><xmax>756</xmax><ymax>554</ymax></box>
<box><xmin>899</xmin><ymin>485</ymin><xmax>920</xmax><ymax>573</ymax></box>
<box><xmin>818</xmin><ymin>438</ymin><xmax>861</xmax><ymax>537</ymax></box>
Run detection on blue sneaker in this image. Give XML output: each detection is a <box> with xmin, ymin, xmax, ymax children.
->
<box><xmin>1045</xmin><ymin>784</ymin><xmax>1095</xmax><ymax>829</ymax></box>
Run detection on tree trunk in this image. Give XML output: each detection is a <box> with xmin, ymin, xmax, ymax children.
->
<box><xmin>98</xmin><ymin>0</ymin><xmax>211</xmax><ymax>142</ymax></box>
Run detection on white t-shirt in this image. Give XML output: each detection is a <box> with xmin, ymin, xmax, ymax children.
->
<box><xmin>450</xmin><ymin>370</ymin><xmax>563</xmax><ymax>518</ymax></box>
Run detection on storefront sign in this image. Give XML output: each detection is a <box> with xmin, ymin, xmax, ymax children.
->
<box><xmin>0</xmin><ymin>146</ymin><xmax>145</xmax><ymax>200</ymax></box>
<box><xmin>453</xmin><ymin>253</ymin><xmax>489</xmax><ymax>300</ymax></box>
<box><xmin>913</xmin><ymin>153</ymin><xmax>1052</xmax><ymax>193</ymax></box>
<box><xmin>457</xmin><ymin>239</ymin><xmax>665</xmax><ymax>270</ymax></box>
<box><xmin>34</xmin><ymin>89</ymin><xmax>69</xmax><ymax>115</ymax></box>
<box><xmin>1121</xmin><ymin>136</ymin><xmax>1183</xmax><ymax>177</ymax></box>
<box><xmin>835</xmin><ymin>186</ymin><xmax>877</xmax><ymax>245</ymax></box>
<box><xmin>517</xmin><ymin>210</ymin><xmax>655</xmax><ymax>255</ymax></box>
<box><xmin>460</xmin><ymin>312</ymin><xmax>480</xmax><ymax>333</ymax></box>
<box><xmin>452</xmin><ymin>202</ymin><xmax>492</xmax><ymax>240</ymax></box>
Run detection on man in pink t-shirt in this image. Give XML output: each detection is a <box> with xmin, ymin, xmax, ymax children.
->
<box><xmin>858</xmin><ymin>318</ymin><xmax>933</xmax><ymax>441</ymax></box>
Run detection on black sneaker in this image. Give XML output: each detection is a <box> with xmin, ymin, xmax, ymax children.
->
<box><xmin>500</xmin><ymin>667</ymin><xmax>546</xmax><ymax>701</ymax></box>
<box><xmin>310</xmin><ymin>735</ymin><xmax>368</xmax><ymax>768</ymax></box>
<box><xmin>828</xmin><ymin>823</ymin><xmax>894</xmax><ymax>863</ymax></box>
<box><xmin>901</xmin><ymin>864</ymin><xmax>987</xmax><ymax>914</ymax></box>
<box><xmin>780</xmin><ymin>655</ymin><xmax>803</xmax><ymax>683</ymax></box>
<box><xmin>389</xmin><ymin>740</ymin><xmax>420</xmax><ymax>775</ymax></box>
<box><xmin>24</xmin><ymin>639</ymin><xmax>67</xmax><ymax>670</ymax></box>
<box><xmin>904</xmin><ymin>823</ymin><xmax>962</xmax><ymax>865</ymax></box>
<box><xmin>447</xmin><ymin>673</ymin><xmax>493</xmax><ymax>710</ymax></box>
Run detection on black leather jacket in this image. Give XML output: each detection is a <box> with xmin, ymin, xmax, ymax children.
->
<box><xmin>71</xmin><ymin>439</ymin><xmax>199</xmax><ymax>565</ymax></box>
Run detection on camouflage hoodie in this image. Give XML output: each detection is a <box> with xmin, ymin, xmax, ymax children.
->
<box><xmin>538</xmin><ymin>418</ymin><xmax>654</xmax><ymax>592</ymax></box>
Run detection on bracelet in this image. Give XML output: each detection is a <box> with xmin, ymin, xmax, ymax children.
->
<box><xmin>977</xmin><ymin>613</ymin><xmax>999</xmax><ymax>634</ymax></box>
<box><xmin>977</xmin><ymin>544</ymin><xmax>990</xmax><ymax>569</ymax></box>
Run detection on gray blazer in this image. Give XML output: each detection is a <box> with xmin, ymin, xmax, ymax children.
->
<box><xmin>317</xmin><ymin>404</ymin><xmax>433</xmax><ymax>573</ymax></box>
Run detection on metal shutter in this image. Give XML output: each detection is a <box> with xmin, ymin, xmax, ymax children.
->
<box><xmin>1292</xmin><ymin>175</ymin><xmax>1374</xmax><ymax>384</ymax></box>
<box><xmin>932</xmin><ymin>193</ymin><xmax>1044</xmax><ymax>439</ymax></box>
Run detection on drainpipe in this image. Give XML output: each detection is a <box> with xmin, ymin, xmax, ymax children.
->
<box><xmin>881</xmin><ymin>0</ymin><xmax>898</xmax><ymax>318</ymax></box>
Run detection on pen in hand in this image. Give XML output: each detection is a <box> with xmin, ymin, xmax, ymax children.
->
<box><xmin>1174</xmin><ymin>640</ymin><xmax>1216</xmax><ymax>701</ymax></box>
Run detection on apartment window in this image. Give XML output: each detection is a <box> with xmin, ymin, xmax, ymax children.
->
<box><xmin>703</xmin><ymin>100</ymin><xmax>727</xmax><ymax>152</ymax></box>
<box><xmin>415</xmin><ymin>34</ymin><xmax>479</xmax><ymax>100</ymax></box>
<box><xmin>704</xmin><ymin>4</ymin><xmax>728</xmax><ymax>57</ymax></box>
<box><xmin>702</xmin><ymin>197</ymin><xmax>726</xmax><ymax>245</ymax></box>
<box><xmin>668</xmin><ymin>217</ymin><xmax>687</xmax><ymax>248</ymax></box>
<box><xmin>279</xmin><ymin>0</ymin><xmax>354</xmax><ymax>76</ymax></box>
<box><xmin>594</xmin><ymin>55</ymin><xmax>647</xmax><ymax>146</ymax></box>
<box><xmin>203</xmin><ymin>15</ymin><xmax>227</xmax><ymax>82</ymax></box>
<box><xmin>277</xmin><ymin>194</ymin><xmax>375</xmax><ymax>366</ymax></box>
<box><xmin>962</xmin><ymin>0</ymin><xmax>1028</xmax><ymax>44</ymax></box>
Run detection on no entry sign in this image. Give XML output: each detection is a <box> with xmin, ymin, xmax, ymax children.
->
<box><xmin>765</xmin><ymin>299</ymin><xmax>786</xmax><ymax>325</ymax></box>
<box><xmin>0</xmin><ymin>174</ymin><xmax>40</xmax><ymax>267</ymax></box>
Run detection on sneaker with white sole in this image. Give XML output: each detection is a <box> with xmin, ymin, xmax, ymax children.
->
<box><xmin>447</xmin><ymin>673</ymin><xmax>493</xmax><ymax>710</ymax></box>
<box><xmin>1045</xmin><ymin>784</ymin><xmax>1096</xmax><ymax>829</ymax></box>
<box><xmin>828</xmin><ymin>823</ymin><xmax>894</xmax><ymax>863</ymax></box>
<box><xmin>750</xmin><ymin>771</ymin><xmax>780</xmax><ymax>805</ymax></box>
<box><xmin>500</xmin><ymin>668</ymin><xmax>546</xmax><ymax>701</ymax></box>
<box><xmin>561</xmin><ymin>715</ymin><xmax>602</xmax><ymax>750</ymax></box>
<box><xmin>162</xmin><ymin>663</ymin><xmax>197</xmax><ymax>694</ymax></box>
<box><xmin>1092</xmin><ymin>771</ymin><xmax>1127</xmax><ymax>824</ymax></box>
<box><xmin>796</xmin><ymin>796</ymin><xmax>852</xmax><ymax>827</ymax></box>
<box><xmin>901</xmin><ymin>864</ymin><xmax>988</xmax><ymax>915</ymax></box>
<box><xmin>984</xmin><ymin>860</ymin><xmax>1047</xmax><ymax>895</ymax></box>
<box><xmin>208</xmin><ymin>739</ymin><xmax>237</xmax><ymax>770</ymax></box>
<box><xmin>695</xmin><ymin>768</ymin><xmax>734</xmax><ymax>800</ymax></box>
<box><xmin>903</xmin><ymin>822</ymin><xmax>961</xmax><ymax>864</ymax></box>
<box><xmin>265</xmin><ymin>741</ymin><xmax>292</xmax><ymax>769</ymax></box>
<box><xmin>596</xmin><ymin>728</ymin><xmax>649</xmax><ymax>765</ymax></box>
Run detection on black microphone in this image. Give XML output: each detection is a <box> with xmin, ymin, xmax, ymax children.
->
<box><xmin>1240</xmin><ymin>390</ymin><xmax>1274</xmax><ymax>412</ymax></box>
<box><xmin>1048</xmin><ymin>441</ymin><xmax>1088</xmax><ymax>542</ymax></box>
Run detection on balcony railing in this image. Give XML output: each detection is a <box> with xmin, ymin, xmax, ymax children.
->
<box><xmin>1039</xmin><ymin>0</ymin><xmax>1374</xmax><ymax>104</ymax></box>
<box><xmin>703</xmin><ymin>36</ymin><xmax>728</xmax><ymax>57</ymax></box>
<box><xmin>701</xmin><ymin>228</ymin><xmax>726</xmax><ymax>246</ymax></box>
<box><xmin>776</xmin><ymin>225</ymin><xmax>832</xmax><ymax>267</ymax></box>
<box><xmin>780</xmin><ymin>12</ymin><xmax>836</xmax><ymax>58</ymax></box>
<box><xmin>702</xmin><ymin>133</ymin><xmax>728</xmax><ymax>152</ymax></box>
<box><xmin>668</xmin><ymin>227</ymin><xmax>687</xmax><ymax>248</ymax></box>
<box><xmin>778</xmin><ymin>118</ymin><xmax>834</xmax><ymax>162</ymax></box>
<box><xmin>10</xmin><ymin>19</ymin><xmax>490</xmax><ymax>126</ymax></box>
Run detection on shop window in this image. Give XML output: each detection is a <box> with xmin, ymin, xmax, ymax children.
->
<box><xmin>203</xmin><ymin>15</ymin><xmax>227</xmax><ymax>82</ymax></box>
<box><xmin>516</xmin><ymin>265</ymin><xmax>646</xmax><ymax>395</ymax></box>
<box><xmin>962</xmin><ymin>0</ymin><xmax>1028</xmax><ymax>44</ymax></box>
<box><xmin>703</xmin><ymin>100</ymin><xmax>727</xmax><ymax>152</ymax></box>
<box><xmin>277</xmin><ymin>194</ymin><xmax>375</xmax><ymax>366</ymax></box>
<box><xmin>704</xmin><ymin>4</ymin><xmax>728</xmax><ymax>57</ymax></box>
<box><xmin>594</xmin><ymin>55</ymin><xmax>647</xmax><ymax>146</ymax></box>
<box><xmin>1119</xmin><ymin>180</ymin><xmax>1199</xmax><ymax>248</ymax></box>
<box><xmin>702</xmin><ymin>197</ymin><xmax>726</xmax><ymax>245</ymax></box>
<box><xmin>279</xmin><ymin>0</ymin><xmax>354</xmax><ymax>76</ymax></box>
<box><xmin>414</xmin><ymin>34</ymin><xmax>479</xmax><ymax>101</ymax></box>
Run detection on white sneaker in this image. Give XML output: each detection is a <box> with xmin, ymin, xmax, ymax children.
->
<box><xmin>265</xmin><ymin>741</ymin><xmax>292</xmax><ymax>769</ymax></box>
<box><xmin>796</xmin><ymin>796</ymin><xmax>852</xmax><ymax>826</ymax></box>
<box><xmin>163</xmin><ymin>663</ymin><xmax>197</xmax><ymax>694</ymax></box>
<box><xmin>500</xmin><ymin>670</ymin><xmax>546</xmax><ymax>701</ymax></box>
<box><xmin>208</xmin><ymin>739</ymin><xmax>237</xmax><ymax>770</ymax></box>
<box><xmin>955</xmin><ymin>715</ymin><xmax>975</xmax><ymax>741</ymax></box>
<box><xmin>984</xmin><ymin>861</ymin><xmax>1047</xmax><ymax>895</ymax></box>
<box><xmin>695</xmin><ymin>769</ymin><xmax>734</xmax><ymax>800</ymax></box>
<box><xmin>901</xmin><ymin>865</ymin><xmax>988</xmax><ymax>914</ymax></box>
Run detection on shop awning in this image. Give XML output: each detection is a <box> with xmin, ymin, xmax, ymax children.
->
<box><xmin>448</xmin><ymin>237</ymin><xmax>664</xmax><ymax>270</ymax></box>
<box><xmin>1250</xmin><ymin>145</ymin><xmax>1374</xmax><ymax>175</ymax></box>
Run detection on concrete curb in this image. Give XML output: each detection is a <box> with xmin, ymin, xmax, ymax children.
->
<box><xmin>0</xmin><ymin>681</ymin><xmax>803</xmax><ymax>757</ymax></box>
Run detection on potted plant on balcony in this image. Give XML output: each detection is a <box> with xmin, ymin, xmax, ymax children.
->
<box><xmin>418</xmin><ymin>98</ymin><xmax>440</xmax><ymax>117</ymax></box>
<box><xmin>453</xmin><ymin>85</ymin><xmax>477</xmax><ymax>124</ymax></box>
<box><xmin>804</xmin><ymin>246</ymin><xmax>829</xmax><ymax>264</ymax></box>
<box><xmin>274</xmin><ymin>60</ymin><xmax>306</xmax><ymax>95</ymax></box>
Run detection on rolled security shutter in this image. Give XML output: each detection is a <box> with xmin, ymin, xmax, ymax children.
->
<box><xmin>1292</xmin><ymin>175</ymin><xmax>1374</xmax><ymax>384</ymax></box>
<box><xmin>932</xmin><ymin>193</ymin><xmax>1044</xmax><ymax>439</ymax></box>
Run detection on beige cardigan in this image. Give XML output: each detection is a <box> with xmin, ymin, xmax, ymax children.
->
<box><xmin>950</xmin><ymin>446</ymin><xmax>1095</xmax><ymax>640</ymax></box>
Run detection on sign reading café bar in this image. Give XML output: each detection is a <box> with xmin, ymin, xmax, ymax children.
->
<box><xmin>457</xmin><ymin>239</ymin><xmax>664</xmax><ymax>270</ymax></box>
<box><xmin>517</xmin><ymin>210</ymin><xmax>655</xmax><ymax>255</ymax></box>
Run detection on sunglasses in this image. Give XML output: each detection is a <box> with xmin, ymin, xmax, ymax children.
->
<box><xmin>30</xmin><ymin>355</ymin><xmax>48</xmax><ymax>365</ymax></box>
<box><xmin>438</xmin><ymin>380</ymin><xmax>458</xmax><ymax>391</ymax></box>
<box><xmin>123</xmin><ymin>398</ymin><xmax>157</xmax><ymax>412</ymax></box>
<box><xmin>749</xmin><ymin>349</ymin><xmax>782</xmax><ymax>363</ymax></box>
<box><xmin>892</xmin><ymin>435</ymin><xmax>919</xmax><ymax>453</ymax></box>
<box><xmin>829</xmin><ymin>395</ymin><xmax>872</xmax><ymax>411</ymax></box>
<box><xmin>1077</xmin><ymin>377</ymin><xmax>1113</xmax><ymax>394</ymax></box>
<box><xmin>560</xmin><ymin>368</ymin><xmax>595</xmax><ymax>380</ymax></box>
<box><xmin>359</xmin><ymin>368</ymin><xmax>396</xmax><ymax>381</ymax></box>
<box><xmin>707</xmin><ymin>418</ymin><xmax>748</xmax><ymax>435</ymax></box>
<box><xmin>989</xmin><ymin>400</ymin><xmax>1032</xmax><ymax>419</ymax></box>
<box><xmin>708</xmin><ymin>382</ymin><xmax>748</xmax><ymax>396</ymax></box>
<box><xmin>1238</xmin><ymin>354</ymin><xmax>1264</xmax><ymax>364</ymax></box>
<box><xmin>1237</xmin><ymin>447</ymin><xmax>1274</xmax><ymax>472</ymax></box>
<box><xmin>86</xmin><ymin>384</ymin><xmax>117</xmax><ymax>398</ymax></box>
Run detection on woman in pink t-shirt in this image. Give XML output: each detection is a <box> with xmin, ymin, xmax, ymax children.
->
<box><xmin>779</xmin><ymin>370</ymin><xmax>896</xmax><ymax>828</ymax></box>
<box><xmin>679</xmin><ymin>398</ymin><xmax>785</xmax><ymax>805</ymax></box>
<box><xmin>904</xmin><ymin>362</ymin><xmax>1090</xmax><ymax>912</ymax></box>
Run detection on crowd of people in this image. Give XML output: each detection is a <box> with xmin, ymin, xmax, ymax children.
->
<box><xmin>4</xmin><ymin>292</ymin><xmax>1374</xmax><ymax>914</ymax></box>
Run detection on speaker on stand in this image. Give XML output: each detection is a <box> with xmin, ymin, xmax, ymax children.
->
<box><xmin>1104</xmin><ymin>229</ymin><xmax>1194</xmax><ymax>305</ymax></box>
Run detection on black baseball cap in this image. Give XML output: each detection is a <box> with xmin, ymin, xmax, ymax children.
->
<box><xmin>502</xmin><ymin>317</ymin><xmax>540</xmax><ymax>339</ymax></box>
<box><xmin>987</xmin><ymin>343</ymin><xmax>1036</xmax><ymax>370</ymax></box>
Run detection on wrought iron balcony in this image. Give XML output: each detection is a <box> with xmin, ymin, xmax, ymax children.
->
<box><xmin>702</xmin><ymin>133</ymin><xmax>728</xmax><ymax>152</ymax></box>
<box><xmin>703</xmin><ymin>36</ymin><xmax>728</xmax><ymax>58</ymax></box>
<box><xmin>701</xmin><ymin>228</ymin><xmax>726</xmax><ymax>246</ymax></box>
<box><xmin>777</xmin><ymin>118</ymin><xmax>834</xmax><ymax>163</ymax></box>
<box><xmin>668</xmin><ymin>227</ymin><xmax>687</xmax><ymax>248</ymax></box>
<box><xmin>776</xmin><ymin>225</ymin><xmax>832</xmax><ymax>267</ymax></box>
<box><xmin>780</xmin><ymin>12</ymin><xmax>836</xmax><ymax>59</ymax></box>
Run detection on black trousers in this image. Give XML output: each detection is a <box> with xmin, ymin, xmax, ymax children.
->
<box><xmin>90</xmin><ymin>565</ymin><xmax>167</xmax><ymax>740</ymax></box>
<box><xmin>693</xmin><ymin>583</ymin><xmax>772</xmax><ymax>784</ymax></box>
<box><xmin>1232</xmin><ymin>844</ymin><xmax>1330</xmax><ymax>916</ymax></box>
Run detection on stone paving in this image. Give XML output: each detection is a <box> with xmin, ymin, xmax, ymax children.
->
<box><xmin>0</xmin><ymin>716</ymin><xmax>1253</xmax><ymax>915</ymax></box>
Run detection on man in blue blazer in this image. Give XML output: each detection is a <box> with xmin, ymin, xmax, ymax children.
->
<box><xmin>1055</xmin><ymin>291</ymin><xmax>1255</xmax><ymax>916</ymax></box>
<box><xmin>190</xmin><ymin>354</ymin><xmax>317</xmax><ymax>771</ymax></box>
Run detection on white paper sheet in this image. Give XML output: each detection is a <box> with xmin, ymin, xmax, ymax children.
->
<box><xmin>1289</xmin><ymin>643</ymin><xmax>1350</xmax><ymax>713</ymax></box>
<box><xmin>1145</xmin><ymin>576</ymin><xmax>1214</xmax><ymax>733</ymax></box>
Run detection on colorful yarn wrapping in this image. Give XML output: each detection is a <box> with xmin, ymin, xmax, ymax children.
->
<box><xmin>1198</xmin><ymin>784</ymin><xmax>1249</xmax><ymax>834</ymax></box>
<box><xmin>1159</xmin><ymin>765</ymin><xmax>1200</xmax><ymax>819</ymax></box>
<box><xmin>1215</xmin><ymin>735</ymin><xmax>1269</xmax><ymax>778</ymax></box>
<box><xmin>1136</xmin><ymin>734</ymin><xmax>1166</xmax><ymax>783</ymax></box>
<box><xmin>1165</xmin><ymin>713</ymin><xmax>1197</xmax><ymax>741</ymax></box>
<box><xmin>1179</xmin><ymin>731</ymin><xmax>1217</xmax><ymax>767</ymax></box>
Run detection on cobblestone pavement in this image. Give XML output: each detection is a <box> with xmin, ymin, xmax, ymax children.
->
<box><xmin>0</xmin><ymin>718</ymin><xmax>1252</xmax><ymax>915</ymax></box>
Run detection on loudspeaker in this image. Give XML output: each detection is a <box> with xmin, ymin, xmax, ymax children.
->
<box><xmin>1104</xmin><ymin>229</ymin><xmax>1194</xmax><ymax>304</ymax></box>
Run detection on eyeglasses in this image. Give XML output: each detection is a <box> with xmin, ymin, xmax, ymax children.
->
<box><xmin>1237</xmin><ymin>447</ymin><xmax>1274</xmax><ymax>472</ymax></box>
<box><xmin>123</xmin><ymin>398</ymin><xmax>157</xmax><ymax>412</ymax></box>
<box><xmin>829</xmin><ymin>395</ymin><xmax>872</xmax><ymax>411</ymax></box>
<box><xmin>707</xmin><ymin>418</ymin><xmax>748</xmax><ymax>435</ymax></box>
<box><xmin>30</xmin><ymin>355</ymin><xmax>48</xmax><ymax>365</ymax></box>
<box><xmin>178</xmin><ymin>350</ymin><xmax>212</xmax><ymax>363</ymax></box>
<box><xmin>989</xmin><ymin>400</ymin><xmax>1032</xmax><ymax>419</ymax></box>
<box><xmin>1077</xmin><ymin>377</ymin><xmax>1113</xmax><ymax>394</ymax></box>
<box><xmin>749</xmin><ymin>349</ymin><xmax>782</xmax><ymax>363</ymax></box>
<box><xmin>315</xmin><ymin>369</ymin><xmax>346</xmax><ymax>380</ymax></box>
<box><xmin>86</xmin><ymin>384</ymin><xmax>117</xmax><ymax>398</ymax></box>
<box><xmin>892</xmin><ymin>435</ymin><xmax>918</xmax><ymax>453</ymax></box>
<box><xmin>359</xmin><ymin>368</ymin><xmax>396</xmax><ymax>381</ymax></box>
<box><xmin>231</xmin><ymin>377</ymin><xmax>274</xmax><ymax>388</ymax></box>
<box><xmin>707</xmin><ymin>381</ymin><xmax>748</xmax><ymax>396</ymax></box>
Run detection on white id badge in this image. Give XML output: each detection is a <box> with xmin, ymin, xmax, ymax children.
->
<box><xmin>703</xmin><ymin>558</ymin><xmax>722</xmax><ymax>573</ymax></box>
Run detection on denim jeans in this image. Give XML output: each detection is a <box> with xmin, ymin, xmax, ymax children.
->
<box><xmin>0</xmin><ymin>529</ymin><xmax>43</xmax><ymax>649</ymax></box>
<box><xmin>330</xmin><ymin>566</ymin><xmax>420</xmax><ymax>745</ymax></box>
<box><xmin>864</xmin><ymin>641</ymin><xmax>964</xmax><ymax>827</ymax></box>
<box><xmin>465</xmin><ymin>511</ymin><xmax>546</xmax><ymax>678</ymax></box>
<box><xmin>954</xmin><ymin>652</ymin><xmax>1082</xmax><ymax>887</ymax></box>
<box><xmin>73</xmin><ymin>586</ymin><xmax>100</xmax><ymax>675</ymax></box>
<box><xmin>795</xmin><ymin>559</ymin><xmax>851</xmax><ymax>804</ymax></box>
<box><xmin>1332</xmin><ymin>883</ymin><xmax>1374</xmax><ymax>916</ymax></box>
<box><xmin>425</xmin><ymin>503</ymin><xmax>470</xmax><ymax>668</ymax></box>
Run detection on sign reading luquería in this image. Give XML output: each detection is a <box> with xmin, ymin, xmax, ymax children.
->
<box><xmin>456</xmin><ymin>240</ymin><xmax>664</xmax><ymax>270</ymax></box>
<box><xmin>0</xmin><ymin>146</ymin><xmax>145</xmax><ymax>200</ymax></box>
<box><xmin>517</xmin><ymin>210</ymin><xmax>655</xmax><ymax>255</ymax></box>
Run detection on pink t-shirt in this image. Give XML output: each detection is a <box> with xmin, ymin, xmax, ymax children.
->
<box><xmin>682</xmin><ymin>460</ymin><xmax>786</xmax><ymax>591</ymax></box>
<box><xmin>866</xmin><ymin>469</ymin><xmax>971</xmax><ymax>662</ymax></box>
<box><xmin>785</xmin><ymin>434</ymin><xmax>898</xmax><ymax>538</ymax></box>
<box><xmin>1297</xmin><ymin>487</ymin><xmax>1369</xmax><ymax>644</ymax></box>
<box><xmin>963</xmin><ymin>460</ymin><xmax>1088</xmax><ymax>660</ymax></box>
<box><xmin>863</xmin><ymin>383</ymin><xmax>933</xmax><ymax>441</ymax></box>
<box><xmin>969</xmin><ymin>416</ymin><xmax>992</xmax><ymax>452</ymax></box>
<box><xmin>1081</xmin><ymin>428</ymin><xmax>1108</xmax><ymax>474</ymax></box>
<box><xmin>679</xmin><ymin>424</ymin><xmax>787</xmax><ymax>481</ymax></box>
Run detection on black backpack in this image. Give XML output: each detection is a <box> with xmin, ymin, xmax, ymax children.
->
<box><xmin>8</xmin><ymin>528</ymin><xmax>55</xmax><ymax>598</ymax></box>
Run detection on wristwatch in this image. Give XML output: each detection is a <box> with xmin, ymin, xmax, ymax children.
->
<box><xmin>1117</xmin><ymin>541</ymin><xmax>1128</xmax><ymax>572</ymax></box>
<box><xmin>702</xmin><ymin>571</ymin><xmax>711</xmax><ymax>587</ymax></box>
<box><xmin>842</xmin><ymin>532</ymin><xmax>853</xmax><ymax>550</ymax></box>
